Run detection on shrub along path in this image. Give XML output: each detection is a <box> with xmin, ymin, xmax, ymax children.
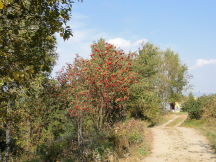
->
<box><xmin>144</xmin><ymin>113</ymin><xmax>216</xmax><ymax>162</ymax></box>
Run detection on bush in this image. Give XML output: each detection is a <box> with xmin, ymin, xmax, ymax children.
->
<box><xmin>182</xmin><ymin>93</ymin><xmax>216</xmax><ymax>121</ymax></box>
<box><xmin>182</xmin><ymin>93</ymin><xmax>202</xmax><ymax>119</ymax></box>
<box><xmin>128</xmin><ymin>132</ymin><xmax>143</xmax><ymax>145</ymax></box>
<box><xmin>202</xmin><ymin>95</ymin><xmax>216</xmax><ymax>121</ymax></box>
<box><xmin>127</xmin><ymin>83</ymin><xmax>162</xmax><ymax>125</ymax></box>
<box><xmin>113</xmin><ymin>119</ymin><xmax>147</xmax><ymax>156</ymax></box>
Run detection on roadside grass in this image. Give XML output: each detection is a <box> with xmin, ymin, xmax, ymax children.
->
<box><xmin>182</xmin><ymin>119</ymin><xmax>216</xmax><ymax>151</ymax></box>
<box><xmin>166</xmin><ymin>113</ymin><xmax>187</xmax><ymax>127</ymax></box>
<box><xmin>157</xmin><ymin>112</ymin><xmax>176</xmax><ymax>126</ymax></box>
<box><xmin>176</xmin><ymin>111</ymin><xmax>188</xmax><ymax>115</ymax></box>
<box><xmin>115</xmin><ymin>119</ymin><xmax>152</xmax><ymax>161</ymax></box>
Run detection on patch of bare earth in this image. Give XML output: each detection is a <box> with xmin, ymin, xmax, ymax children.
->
<box><xmin>144</xmin><ymin>114</ymin><xmax>216</xmax><ymax>162</ymax></box>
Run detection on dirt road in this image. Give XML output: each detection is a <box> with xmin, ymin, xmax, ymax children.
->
<box><xmin>144</xmin><ymin>114</ymin><xmax>216</xmax><ymax>162</ymax></box>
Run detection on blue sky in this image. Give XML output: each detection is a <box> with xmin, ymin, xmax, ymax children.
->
<box><xmin>54</xmin><ymin>0</ymin><xmax>216</xmax><ymax>95</ymax></box>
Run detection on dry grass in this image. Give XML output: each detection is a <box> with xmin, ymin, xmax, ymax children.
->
<box><xmin>157</xmin><ymin>112</ymin><xmax>178</xmax><ymax>126</ymax></box>
<box><xmin>166</xmin><ymin>114</ymin><xmax>187</xmax><ymax>127</ymax></box>
<box><xmin>114</xmin><ymin>119</ymin><xmax>152</xmax><ymax>161</ymax></box>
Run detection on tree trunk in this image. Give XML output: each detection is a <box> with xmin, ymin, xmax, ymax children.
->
<box><xmin>0</xmin><ymin>149</ymin><xmax>2</xmax><ymax>161</ymax></box>
<box><xmin>5</xmin><ymin>100</ymin><xmax>12</xmax><ymax>162</ymax></box>
<box><xmin>99</xmin><ymin>97</ymin><xmax>104</xmax><ymax>129</ymax></box>
<box><xmin>27</xmin><ymin>118</ymin><xmax>31</xmax><ymax>152</ymax></box>
<box><xmin>77</xmin><ymin>118</ymin><xmax>83</xmax><ymax>146</ymax></box>
<box><xmin>5</xmin><ymin>128</ymin><xmax>10</xmax><ymax>162</ymax></box>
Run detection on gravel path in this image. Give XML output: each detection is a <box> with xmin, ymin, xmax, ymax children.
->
<box><xmin>144</xmin><ymin>114</ymin><xmax>216</xmax><ymax>162</ymax></box>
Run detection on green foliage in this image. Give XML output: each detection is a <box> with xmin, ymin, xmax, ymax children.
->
<box><xmin>0</xmin><ymin>75</ymin><xmax>77</xmax><ymax>161</ymax></box>
<box><xmin>0</xmin><ymin>1</ymin><xmax>76</xmax><ymax>160</ymax></box>
<box><xmin>202</xmin><ymin>95</ymin><xmax>216</xmax><ymax>121</ymax></box>
<box><xmin>158</xmin><ymin>49</ymin><xmax>188</xmax><ymax>104</ymax></box>
<box><xmin>128</xmin><ymin>43</ymin><xmax>188</xmax><ymax>125</ymax></box>
<box><xmin>128</xmin><ymin>82</ymin><xmax>161</xmax><ymax>124</ymax></box>
<box><xmin>182</xmin><ymin>93</ymin><xmax>202</xmax><ymax>119</ymax></box>
<box><xmin>91</xmin><ymin>135</ymin><xmax>115</xmax><ymax>161</ymax></box>
<box><xmin>134</xmin><ymin>43</ymin><xmax>160</xmax><ymax>77</ymax></box>
<box><xmin>138</xmin><ymin>147</ymin><xmax>148</xmax><ymax>156</ymax></box>
<box><xmin>113</xmin><ymin>119</ymin><xmax>150</xmax><ymax>159</ymax></box>
<box><xmin>36</xmin><ymin>142</ymin><xmax>65</xmax><ymax>162</ymax></box>
<box><xmin>127</xmin><ymin>43</ymin><xmax>188</xmax><ymax>124</ymax></box>
<box><xmin>128</xmin><ymin>132</ymin><xmax>143</xmax><ymax>145</ymax></box>
<box><xmin>128</xmin><ymin>43</ymin><xmax>162</xmax><ymax>124</ymax></box>
<box><xmin>0</xmin><ymin>0</ymin><xmax>74</xmax><ymax>85</ymax></box>
<box><xmin>182</xmin><ymin>93</ymin><xmax>216</xmax><ymax>121</ymax></box>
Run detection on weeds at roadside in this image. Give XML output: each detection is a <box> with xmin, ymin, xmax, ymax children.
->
<box><xmin>114</xmin><ymin>119</ymin><xmax>152</xmax><ymax>161</ymax></box>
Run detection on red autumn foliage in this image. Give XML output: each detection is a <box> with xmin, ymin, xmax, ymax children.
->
<box><xmin>58</xmin><ymin>40</ymin><xmax>137</xmax><ymax>128</ymax></box>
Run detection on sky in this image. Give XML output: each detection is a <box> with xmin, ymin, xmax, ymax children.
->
<box><xmin>53</xmin><ymin>0</ymin><xmax>216</xmax><ymax>95</ymax></box>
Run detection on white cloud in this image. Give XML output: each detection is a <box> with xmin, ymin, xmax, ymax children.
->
<box><xmin>108</xmin><ymin>37</ymin><xmax>148</xmax><ymax>52</ymax></box>
<box><xmin>108</xmin><ymin>38</ymin><xmax>131</xmax><ymax>48</ymax></box>
<box><xmin>191</xmin><ymin>59</ymin><xmax>216</xmax><ymax>69</ymax></box>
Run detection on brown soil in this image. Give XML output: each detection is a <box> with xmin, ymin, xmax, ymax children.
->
<box><xmin>143</xmin><ymin>114</ymin><xmax>216</xmax><ymax>162</ymax></box>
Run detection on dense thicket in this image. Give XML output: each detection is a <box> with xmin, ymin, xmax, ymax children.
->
<box><xmin>182</xmin><ymin>93</ymin><xmax>216</xmax><ymax>121</ymax></box>
<box><xmin>0</xmin><ymin>0</ymin><xmax>74</xmax><ymax>161</ymax></box>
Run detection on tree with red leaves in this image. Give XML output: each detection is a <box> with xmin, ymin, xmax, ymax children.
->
<box><xmin>86</xmin><ymin>40</ymin><xmax>136</xmax><ymax>129</ymax></box>
<box><xmin>58</xmin><ymin>39</ymin><xmax>136</xmax><ymax>144</ymax></box>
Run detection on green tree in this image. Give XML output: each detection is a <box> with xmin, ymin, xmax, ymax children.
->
<box><xmin>182</xmin><ymin>93</ymin><xmax>202</xmax><ymax>119</ymax></box>
<box><xmin>183</xmin><ymin>94</ymin><xmax>216</xmax><ymax>121</ymax></box>
<box><xmin>0</xmin><ymin>0</ymin><xmax>74</xmax><ymax>85</ymax></box>
<box><xmin>128</xmin><ymin>43</ymin><xmax>161</xmax><ymax>124</ymax></box>
<box><xmin>158</xmin><ymin>49</ymin><xmax>188</xmax><ymax>109</ymax></box>
<box><xmin>128</xmin><ymin>43</ymin><xmax>189</xmax><ymax>124</ymax></box>
<box><xmin>0</xmin><ymin>75</ymin><xmax>75</xmax><ymax>161</ymax></box>
<box><xmin>0</xmin><ymin>0</ymin><xmax>76</xmax><ymax>160</ymax></box>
